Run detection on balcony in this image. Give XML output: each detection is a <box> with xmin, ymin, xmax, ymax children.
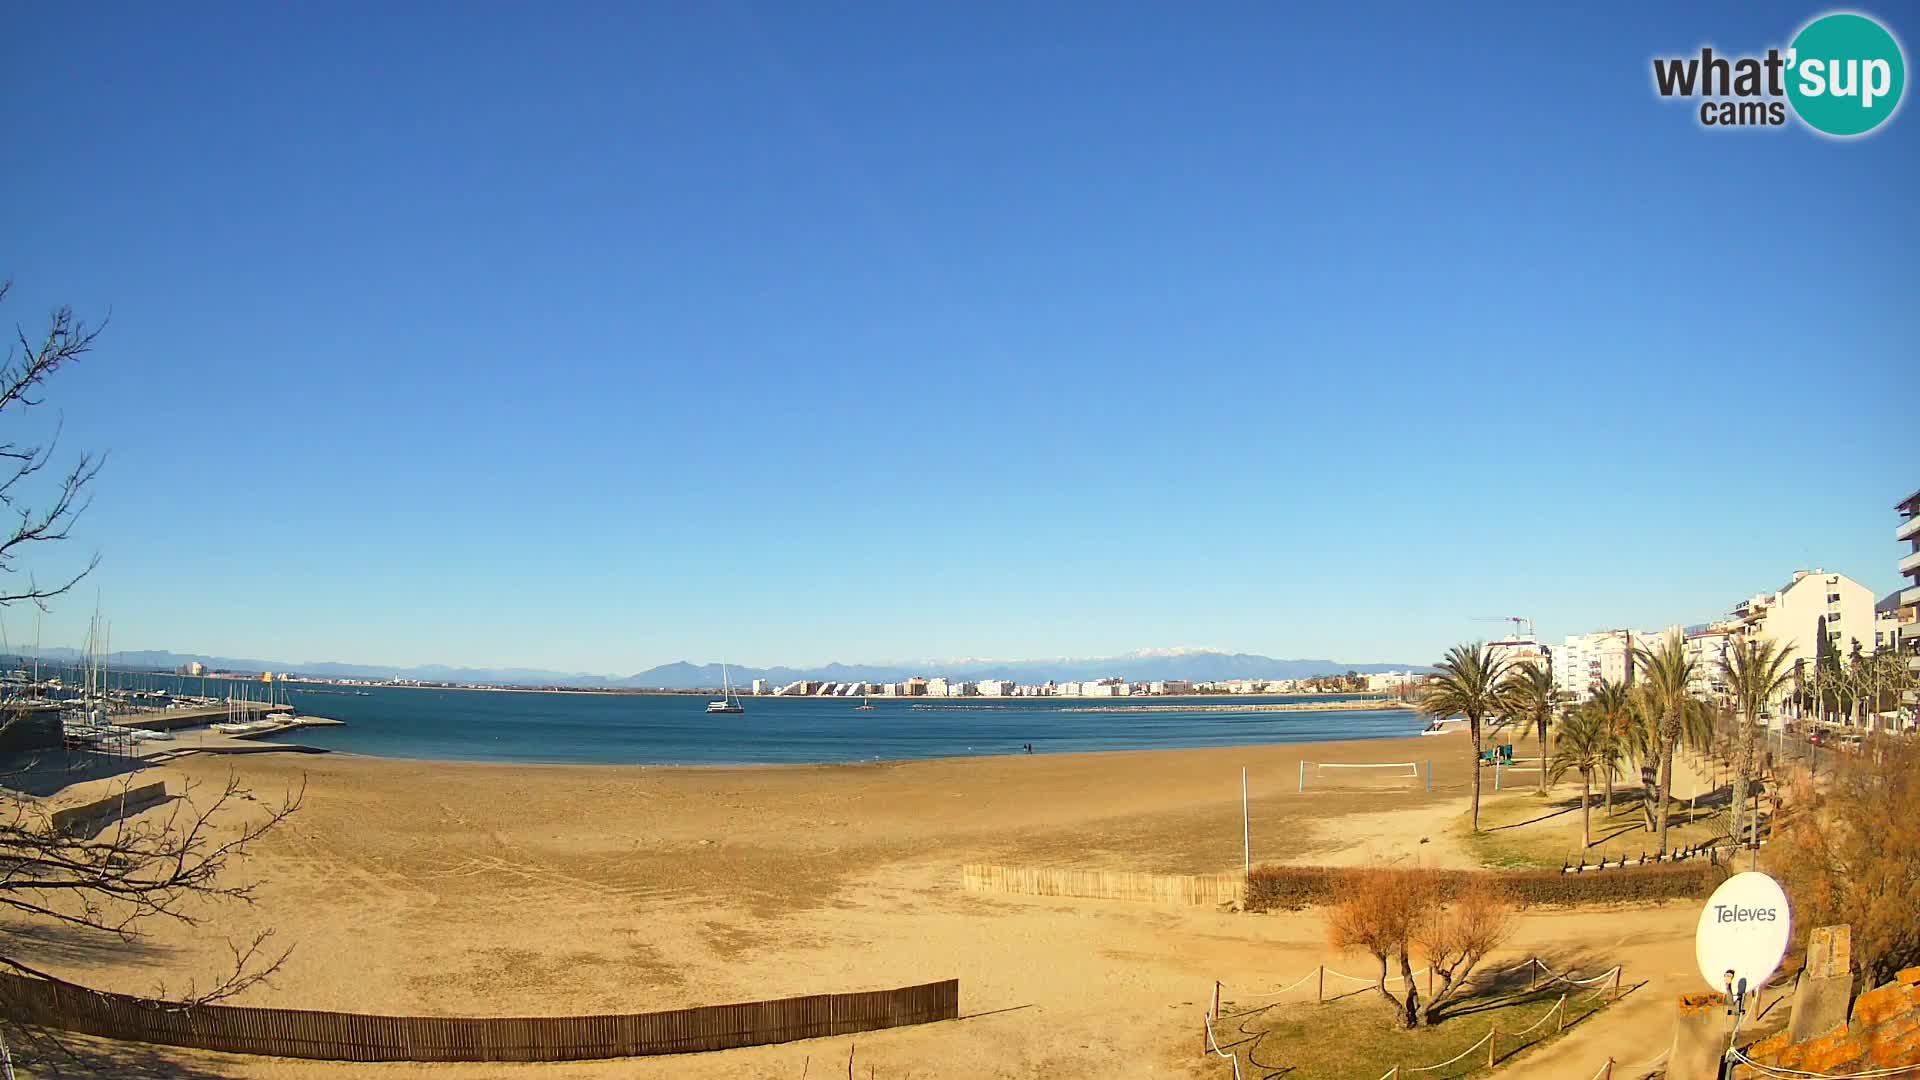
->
<box><xmin>1905</xmin><ymin>585</ymin><xmax>1920</xmax><ymax>608</ymax></box>
<box><xmin>1900</xmin><ymin>513</ymin><xmax>1920</xmax><ymax>544</ymax></box>
<box><xmin>1903</xmin><ymin>547</ymin><xmax>1920</xmax><ymax>577</ymax></box>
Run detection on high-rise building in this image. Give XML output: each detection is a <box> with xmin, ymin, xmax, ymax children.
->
<box><xmin>1728</xmin><ymin>569</ymin><xmax>1877</xmax><ymax>716</ymax></box>
<box><xmin>1897</xmin><ymin>489</ymin><xmax>1920</xmax><ymax>720</ymax></box>
<box><xmin>1731</xmin><ymin>570</ymin><xmax>1877</xmax><ymax>660</ymax></box>
<box><xmin>750</xmin><ymin>678</ymin><xmax>767</xmax><ymax>696</ymax></box>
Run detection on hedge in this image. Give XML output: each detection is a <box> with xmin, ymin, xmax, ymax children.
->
<box><xmin>1243</xmin><ymin>860</ymin><xmax>1721</xmax><ymax>912</ymax></box>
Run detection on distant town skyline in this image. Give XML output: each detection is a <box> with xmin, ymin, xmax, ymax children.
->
<box><xmin>4</xmin><ymin>3</ymin><xmax>1910</xmax><ymax>671</ymax></box>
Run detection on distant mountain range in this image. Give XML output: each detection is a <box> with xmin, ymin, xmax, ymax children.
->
<box><xmin>10</xmin><ymin>646</ymin><xmax>1425</xmax><ymax>690</ymax></box>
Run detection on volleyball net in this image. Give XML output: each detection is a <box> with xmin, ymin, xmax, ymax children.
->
<box><xmin>1297</xmin><ymin>760</ymin><xmax>1430</xmax><ymax>791</ymax></box>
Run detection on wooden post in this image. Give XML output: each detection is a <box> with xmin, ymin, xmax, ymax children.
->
<box><xmin>1317</xmin><ymin>965</ymin><xmax>1324</xmax><ymax>1004</ymax></box>
<box><xmin>1528</xmin><ymin>958</ymin><xmax>1537</xmax><ymax>992</ymax></box>
<box><xmin>1242</xmin><ymin>767</ymin><xmax>1250</xmax><ymax>877</ymax></box>
<box><xmin>1604</xmin><ymin>1058</ymin><xmax>1614</xmax><ymax>1079</ymax></box>
<box><xmin>1613</xmin><ymin>967</ymin><xmax>1622</xmax><ymax>1001</ymax></box>
<box><xmin>1428</xmin><ymin>966</ymin><xmax>1434</xmax><ymax>1000</ymax></box>
<box><xmin>1211</xmin><ymin>981</ymin><xmax>1220</xmax><ymax>1021</ymax></box>
<box><xmin>1557</xmin><ymin>997</ymin><xmax>1564</xmax><ymax>1033</ymax></box>
<box><xmin>1488</xmin><ymin>1031</ymin><xmax>1497</xmax><ymax>1068</ymax></box>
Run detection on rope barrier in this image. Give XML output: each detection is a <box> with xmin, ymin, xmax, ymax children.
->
<box><xmin>1728</xmin><ymin>1047</ymin><xmax>1920</xmax><ymax>1078</ymax></box>
<box><xmin>1208</xmin><ymin>959</ymin><xmax>1620</xmax><ymax>1076</ymax></box>
<box><xmin>1404</xmin><ymin>1029</ymin><xmax>1493</xmax><ymax>1072</ymax></box>
<box><xmin>1532</xmin><ymin>961</ymin><xmax>1623</xmax><ymax>987</ymax></box>
<box><xmin>1505</xmin><ymin>995</ymin><xmax>1566</xmax><ymax>1037</ymax></box>
<box><xmin>1611</xmin><ymin>1040</ymin><xmax>1673</xmax><ymax>1075</ymax></box>
<box><xmin>1201</xmin><ymin>1013</ymin><xmax>1245</xmax><ymax>1080</ymax></box>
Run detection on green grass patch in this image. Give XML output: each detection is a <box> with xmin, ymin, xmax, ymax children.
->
<box><xmin>1460</xmin><ymin>786</ymin><xmax>1731</xmax><ymax>871</ymax></box>
<box><xmin>1213</xmin><ymin>983</ymin><xmax>1614</xmax><ymax>1079</ymax></box>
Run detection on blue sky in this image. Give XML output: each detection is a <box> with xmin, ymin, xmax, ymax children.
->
<box><xmin>2</xmin><ymin>2</ymin><xmax>1913</xmax><ymax>673</ymax></box>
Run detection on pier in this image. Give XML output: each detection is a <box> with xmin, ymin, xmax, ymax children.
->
<box><xmin>117</xmin><ymin>702</ymin><xmax>294</xmax><ymax>732</ymax></box>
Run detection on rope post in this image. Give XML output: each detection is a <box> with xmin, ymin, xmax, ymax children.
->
<box><xmin>1613</xmin><ymin>967</ymin><xmax>1622</xmax><ymax>1001</ymax></box>
<box><xmin>1298</xmin><ymin>759</ymin><xmax>1305</xmax><ymax>793</ymax></box>
<box><xmin>1604</xmin><ymin>1057</ymin><xmax>1614</xmax><ymax>1079</ymax></box>
<box><xmin>1428</xmin><ymin>966</ymin><xmax>1434</xmax><ymax>999</ymax></box>
<box><xmin>1488</xmin><ymin>1031</ymin><xmax>1497</xmax><ymax>1068</ymax></box>
<box><xmin>1426</xmin><ymin>759</ymin><xmax>1432</xmax><ymax>792</ymax></box>
<box><xmin>1317</xmin><ymin>965</ymin><xmax>1324</xmax><ymax>1004</ymax></box>
<box><xmin>1211</xmin><ymin>981</ymin><xmax>1220</xmax><ymax>1021</ymax></box>
<box><xmin>1557</xmin><ymin>997</ymin><xmax>1564</xmax><ymax>1033</ymax></box>
<box><xmin>1529</xmin><ymin>958</ymin><xmax>1537</xmax><ymax>992</ymax></box>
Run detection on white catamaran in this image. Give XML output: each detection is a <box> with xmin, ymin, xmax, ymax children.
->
<box><xmin>706</xmin><ymin>663</ymin><xmax>745</xmax><ymax>714</ymax></box>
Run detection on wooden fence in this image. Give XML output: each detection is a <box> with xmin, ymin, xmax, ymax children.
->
<box><xmin>0</xmin><ymin>971</ymin><xmax>958</xmax><ymax>1062</ymax></box>
<box><xmin>963</xmin><ymin>863</ymin><xmax>1244</xmax><ymax>905</ymax></box>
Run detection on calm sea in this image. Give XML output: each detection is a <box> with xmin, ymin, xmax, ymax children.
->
<box><xmin>275</xmin><ymin>686</ymin><xmax>1428</xmax><ymax>765</ymax></box>
<box><xmin>128</xmin><ymin>675</ymin><xmax>1423</xmax><ymax>765</ymax></box>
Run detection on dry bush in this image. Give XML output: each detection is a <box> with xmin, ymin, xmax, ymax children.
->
<box><xmin>1767</xmin><ymin>733</ymin><xmax>1920</xmax><ymax>986</ymax></box>
<box><xmin>1325</xmin><ymin>867</ymin><xmax>1517</xmax><ymax>1028</ymax></box>
<box><xmin>1246</xmin><ymin>861</ymin><xmax>1716</xmax><ymax>913</ymax></box>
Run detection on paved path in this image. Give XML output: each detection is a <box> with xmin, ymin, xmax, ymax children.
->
<box><xmin>1491</xmin><ymin>749</ymin><xmax>1758</xmax><ymax>1079</ymax></box>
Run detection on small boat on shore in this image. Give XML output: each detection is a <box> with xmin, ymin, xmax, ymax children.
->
<box><xmin>1419</xmin><ymin>716</ymin><xmax>1469</xmax><ymax>736</ymax></box>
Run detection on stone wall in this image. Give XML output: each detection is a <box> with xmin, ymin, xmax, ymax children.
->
<box><xmin>1735</xmin><ymin>966</ymin><xmax>1920</xmax><ymax>1075</ymax></box>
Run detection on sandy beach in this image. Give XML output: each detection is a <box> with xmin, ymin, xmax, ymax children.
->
<box><xmin>3</xmin><ymin>734</ymin><xmax>1707</xmax><ymax>1078</ymax></box>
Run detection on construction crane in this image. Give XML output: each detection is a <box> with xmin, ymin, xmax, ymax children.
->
<box><xmin>1472</xmin><ymin>616</ymin><xmax>1536</xmax><ymax>640</ymax></box>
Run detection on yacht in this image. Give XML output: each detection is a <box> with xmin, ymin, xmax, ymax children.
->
<box><xmin>706</xmin><ymin>663</ymin><xmax>745</xmax><ymax>714</ymax></box>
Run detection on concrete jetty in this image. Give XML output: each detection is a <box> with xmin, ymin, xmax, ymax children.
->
<box><xmin>118</xmin><ymin>702</ymin><xmax>293</xmax><ymax>732</ymax></box>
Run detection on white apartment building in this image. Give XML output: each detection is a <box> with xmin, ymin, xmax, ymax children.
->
<box><xmin>1487</xmin><ymin>638</ymin><xmax>1551</xmax><ymax>688</ymax></box>
<box><xmin>1684</xmin><ymin>626</ymin><xmax>1735</xmax><ymax>700</ymax></box>
<box><xmin>1897</xmin><ymin>489</ymin><xmax>1920</xmax><ymax>714</ymax></box>
<box><xmin>926</xmin><ymin>677</ymin><xmax>950</xmax><ymax>697</ymax></box>
<box><xmin>1364</xmin><ymin>672</ymin><xmax>1416</xmax><ymax>692</ymax></box>
<box><xmin>1554</xmin><ymin>631</ymin><xmax>1630</xmax><ymax>703</ymax></box>
<box><xmin>1731</xmin><ymin>569</ymin><xmax>1877</xmax><ymax>663</ymax></box>
<box><xmin>975</xmin><ymin>679</ymin><xmax>1009</xmax><ymax>697</ymax></box>
<box><xmin>750</xmin><ymin>679</ymin><xmax>767</xmax><ymax>696</ymax></box>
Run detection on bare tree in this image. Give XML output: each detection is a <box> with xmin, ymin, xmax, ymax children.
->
<box><xmin>0</xmin><ymin>283</ymin><xmax>106</xmax><ymax>610</ymax></box>
<box><xmin>0</xmin><ymin>772</ymin><xmax>305</xmax><ymax>1006</ymax></box>
<box><xmin>1412</xmin><ymin>877</ymin><xmax>1515</xmax><ymax>1023</ymax></box>
<box><xmin>1326</xmin><ymin>868</ymin><xmax>1517</xmax><ymax>1028</ymax></box>
<box><xmin>0</xmin><ymin>284</ymin><xmax>302</xmax><ymax>1014</ymax></box>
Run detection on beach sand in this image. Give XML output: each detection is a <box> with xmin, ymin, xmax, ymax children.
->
<box><xmin>2</xmin><ymin>734</ymin><xmax>1704</xmax><ymax>1078</ymax></box>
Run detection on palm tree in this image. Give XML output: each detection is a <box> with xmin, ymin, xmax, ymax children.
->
<box><xmin>1499</xmin><ymin>660</ymin><xmax>1559</xmax><ymax>794</ymax></box>
<box><xmin>1549</xmin><ymin>707</ymin><xmax>1610</xmax><ymax>849</ymax></box>
<box><xmin>1585</xmin><ymin>679</ymin><xmax>1633</xmax><ymax>817</ymax></box>
<box><xmin>1418</xmin><ymin>642</ymin><xmax>1512</xmax><ymax>832</ymax></box>
<box><xmin>1721</xmin><ymin>638</ymin><xmax>1795</xmax><ymax>850</ymax></box>
<box><xmin>1632</xmin><ymin>632</ymin><xmax>1703</xmax><ymax>854</ymax></box>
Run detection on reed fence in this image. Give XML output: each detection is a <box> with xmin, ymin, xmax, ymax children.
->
<box><xmin>0</xmin><ymin>971</ymin><xmax>957</xmax><ymax>1062</ymax></box>
<box><xmin>963</xmin><ymin>863</ymin><xmax>1245</xmax><ymax>905</ymax></box>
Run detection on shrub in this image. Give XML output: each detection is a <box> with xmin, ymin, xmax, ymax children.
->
<box><xmin>1245</xmin><ymin>860</ymin><xmax>1718</xmax><ymax>913</ymax></box>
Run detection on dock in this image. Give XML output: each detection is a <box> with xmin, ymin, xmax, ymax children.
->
<box><xmin>128</xmin><ymin>715</ymin><xmax>344</xmax><ymax>762</ymax></box>
<box><xmin>117</xmin><ymin>702</ymin><xmax>293</xmax><ymax>732</ymax></box>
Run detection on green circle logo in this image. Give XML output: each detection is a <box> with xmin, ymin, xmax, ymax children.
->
<box><xmin>1787</xmin><ymin>13</ymin><xmax>1906</xmax><ymax>136</ymax></box>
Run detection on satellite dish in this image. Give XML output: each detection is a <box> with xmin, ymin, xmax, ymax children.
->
<box><xmin>1695</xmin><ymin>871</ymin><xmax>1791</xmax><ymax>999</ymax></box>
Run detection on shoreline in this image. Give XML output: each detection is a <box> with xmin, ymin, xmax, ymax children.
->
<box><xmin>258</xmin><ymin>726</ymin><xmax>1456</xmax><ymax>773</ymax></box>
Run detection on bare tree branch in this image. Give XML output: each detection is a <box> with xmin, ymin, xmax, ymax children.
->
<box><xmin>0</xmin><ymin>281</ymin><xmax>106</xmax><ymax>608</ymax></box>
